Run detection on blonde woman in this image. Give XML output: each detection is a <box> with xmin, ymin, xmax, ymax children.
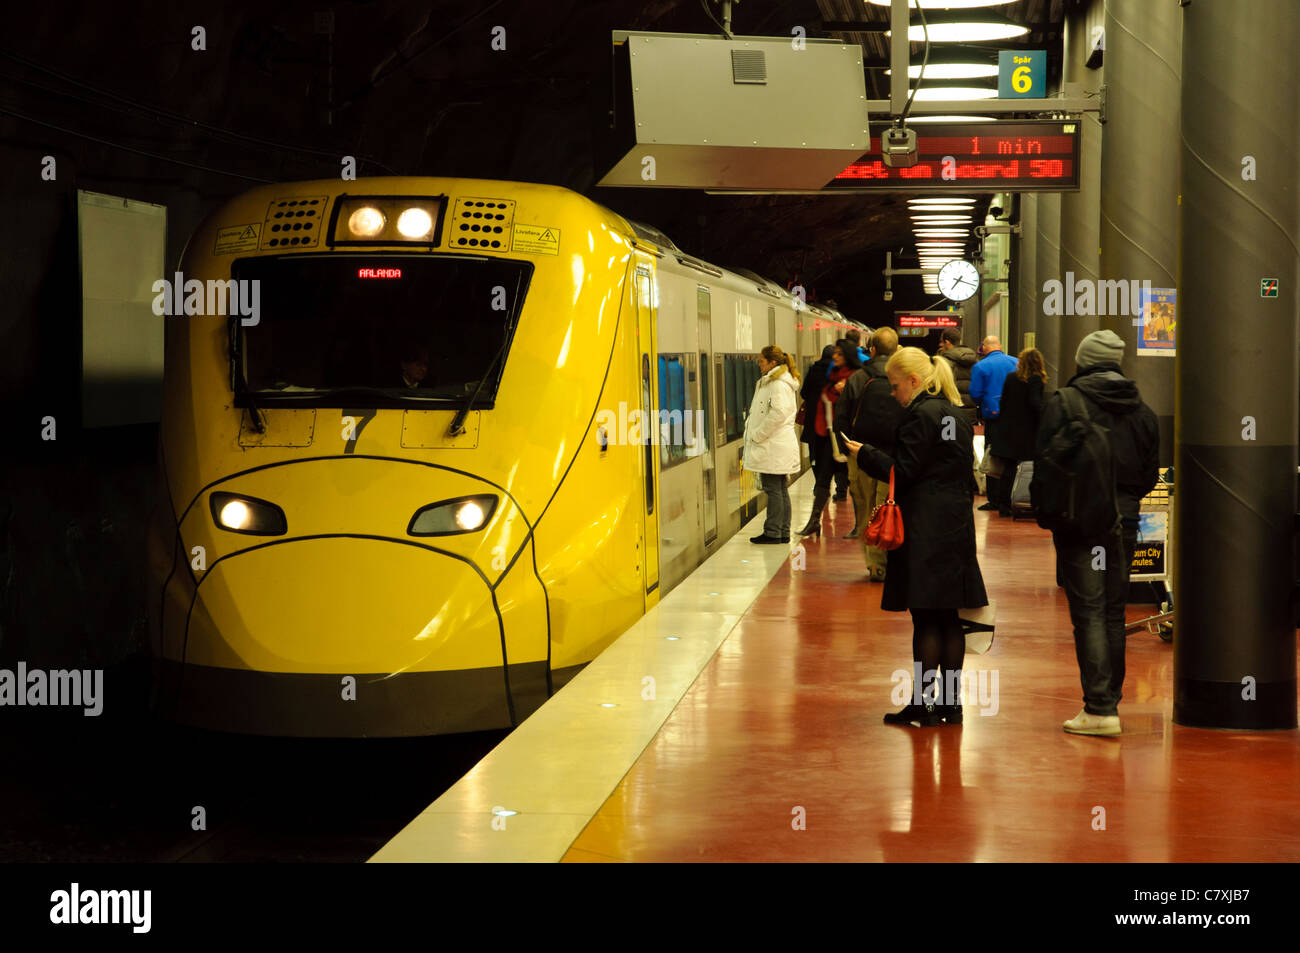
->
<box><xmin>744</xmin><ymin>345</ymin><xmax>801</xmax><ymax>544</ymax></box>
<box><xmin>843</xmin><ymin>346</ymin><xmax>988</xmax><ymax>727</ymax></box>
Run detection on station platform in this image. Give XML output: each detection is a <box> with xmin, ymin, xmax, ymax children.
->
<box><xmin>372</xmin><ymin>473</ymin><xmax>1300</xmax><ymax>864</ymax></box>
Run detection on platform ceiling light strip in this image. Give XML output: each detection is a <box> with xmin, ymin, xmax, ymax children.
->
<box><xmin>906</xmin><ymin>204</ymin><xmax>976</xmax><ymax>212</ymax></box>
<box><xmin>886</xmin><ymin>63</ymin><xmax>1000</xmax><ymax>79</ymax></box>
<box><xmin>910</xmin><ymin>86</ymin><xmax>998</xmax><ymax>101</ymax></box>
<box><xmin>891</xmin><ymin>22</ymin><xmax>1030</xmax><ymax>42</ymax></box>
<box><xmin>908</xmin><ymin>115</ymin><xmax>997</xmax><ymax>123</ymax></box>
<box><xmin>910</xmin><ymin>197</ymin><xmax>976</xmax><ymax>205</ymax></box>
<box><xmin>868</xmin><ymin>0</ymin><xmax>1016</xmax><ymax>7</ymax></box>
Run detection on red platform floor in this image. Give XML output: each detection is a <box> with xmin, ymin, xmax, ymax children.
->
<box><xmin>562</xmin><ymin>500</ymin><xmax>1300</xmax><ymax>862</ymax></box>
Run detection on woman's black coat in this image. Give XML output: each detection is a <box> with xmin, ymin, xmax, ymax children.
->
<box><xmin>800</xmin><ymin>353</ymin><xmax>833</xmax><ymax>446</ymax></box>
<box><xmin>856</xmin><ymin>392</ymin><xmax>989</xmax><ymax>612</ymax></box>
<box><xmin>993</xmin><ymin>372</ymin><xmax>1044</xmax><ymax>461</ymax></box>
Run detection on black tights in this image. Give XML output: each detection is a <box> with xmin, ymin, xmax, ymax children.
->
<box><xmin>910</xmin><ymin>608</ymin><xmax>965</xmax><ymax>705</ymax></box>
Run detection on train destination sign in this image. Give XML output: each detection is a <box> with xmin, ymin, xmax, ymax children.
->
<box><xmin>896</xmin><ymin>312</ymin><xmax>960</xmax><ymax>329</ymax></box>
<box><xmin>826</xmin><ymin>122</ymin><xmax>1080</xmax><ymax>192</ymax></box>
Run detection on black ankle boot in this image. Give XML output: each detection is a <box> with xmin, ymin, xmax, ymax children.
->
<box><xmin>883</xmin><ymin>703</ymin><xmax>941</xmax><ymax>727</ymax></box>
<box><xmin>798</xmin><ymin>489</ymin><xmax>830</xmax><ymax>537</ymax></box>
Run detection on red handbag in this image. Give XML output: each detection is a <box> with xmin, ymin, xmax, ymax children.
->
<box><xmin>864</xmin><ymin>467</ymin><xmax>904</xmax><ymax>550</ymax></box>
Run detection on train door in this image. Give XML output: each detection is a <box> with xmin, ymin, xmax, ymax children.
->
<box><xmin>697</xmin><ymin>286</ymin><xmax>718</xmax><ymax>545</ymax></box>
<box><xmin>634</xmin><ymin>258</ymin><xmax>661</xmax><ymax>602</ymax></box>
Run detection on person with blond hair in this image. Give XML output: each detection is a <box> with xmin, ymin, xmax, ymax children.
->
<box><xmin>843</xmin><ymin>347</ymin><xmax>988</xmax><ymax>727</ymax></box>
<box><xmin>744</xmin><ymin>345</ymin><xmax>802</xmax><ymax>544</ymax></box>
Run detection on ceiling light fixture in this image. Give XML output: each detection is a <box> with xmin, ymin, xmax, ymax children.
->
<box><xmin>887</xmin><ymin>63</ymin><xmax>1000</xmax><ymax>80</ymax></box>
<box><xmin>890</xmin><ymin>22</ymin><xmax>1030</xmax><ymax>43</ymax></box>
<box><xmin>911</xmin><ymin>86</ymin><xmax>999</xmax><ymax>101</ymax></box>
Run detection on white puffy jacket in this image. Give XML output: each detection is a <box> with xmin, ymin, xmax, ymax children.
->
<box><xmin>743</xmin><ymin>364</ymin><xmax>801</xmax><ymax>475</ymax></box>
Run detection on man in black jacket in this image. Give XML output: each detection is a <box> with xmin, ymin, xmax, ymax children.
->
<box><xmin>1037</xmin><ymin>329</ymin><xmax>1159</xmax><ymax>738</ymax></box>
<box><xmin>937</xmin><ymin>328</ymin><xmax>979</xmax><ymax>426</ymax></box>
<box><xmin>835</xmin><ymin>326</ymin><xmax>903</xmax><ymax>577</ymax></box>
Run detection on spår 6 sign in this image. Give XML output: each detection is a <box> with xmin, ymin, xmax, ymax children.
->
<box><xmin>999</xmin><ymin>50</ymin><xmax>1045</xmax><ymax>99</ymax></box>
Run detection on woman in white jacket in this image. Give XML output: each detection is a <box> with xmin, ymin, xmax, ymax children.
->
<box><xmin>744</xmin><ymin>345</ymin><xmax>802</xmax><ymax>544</ymax></box>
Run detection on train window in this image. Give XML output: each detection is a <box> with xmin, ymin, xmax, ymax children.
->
<box><xmin>720</xmin><ymin>354</ymin><xmax>760</xmax><ymax>444</ymax></box>
<box><xmin>229</xmin><ymin>255</ymin><xmax>532</xmax><ymax>409</ymax></box>
<box><xmin>656</xmin><ymin>353</ymin><xmax>698</xmax><ymax>468</ymax></box>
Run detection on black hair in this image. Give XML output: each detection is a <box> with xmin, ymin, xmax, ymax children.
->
<box><xmin>834</xmin><ymin>338</ymin><xmax>863</xmax><ymax>370</ymax></box>
<box><xmin>940</xmin><ymin>328</ymin><xmax>962</xmax><ymax>346</ymax></box>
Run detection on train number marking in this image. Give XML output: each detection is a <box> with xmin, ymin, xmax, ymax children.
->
<box><xmin>341</xmin><ymin>410</ymin><xmax>377</xmax><ymax>454</ymax></box>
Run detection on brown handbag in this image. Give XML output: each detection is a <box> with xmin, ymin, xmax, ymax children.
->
<box><xmin>864</xmin><ymin>466</ymin><xmax>904</xmax><ymax>550</ymax></box>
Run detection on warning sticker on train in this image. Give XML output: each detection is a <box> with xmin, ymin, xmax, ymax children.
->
<box><xmin>214</xmin><ymin>223</ymin><xmax>261</xmax><ymax>255</ymax></box>
<box><xmin>512</xmin><ymin>224</ymin><xmax>560</xmax><ymax>256</ymax></box>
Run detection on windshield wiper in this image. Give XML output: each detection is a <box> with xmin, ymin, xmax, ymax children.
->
<box><xmin>448</xmin><ymin>339</ymin><xmax>509</xmax><ymax>436</ymax></box>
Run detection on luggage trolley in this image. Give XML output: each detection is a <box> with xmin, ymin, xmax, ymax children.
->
<box><xmin>1125</xmin><ymin>471</ymin><xmax>1174</xmax><ymax>642</ymax></box>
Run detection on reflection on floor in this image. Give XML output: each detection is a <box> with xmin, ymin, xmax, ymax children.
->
<box><xmin>564</xmin><ymin>500</ymin><xmax>1300</xmax><ymax>862</ymax></box>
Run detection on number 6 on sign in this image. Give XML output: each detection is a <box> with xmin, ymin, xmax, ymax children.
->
<box><xmin>999</xmin><ymin>50</ymin><xmax>1045</xmax><ymax>100</ymax></box>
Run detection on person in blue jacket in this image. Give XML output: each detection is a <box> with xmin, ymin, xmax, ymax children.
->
<box><xmin>968</xmin><ymin>336</ymin><xmax>1018</xmax><ymax>512</ymax></box>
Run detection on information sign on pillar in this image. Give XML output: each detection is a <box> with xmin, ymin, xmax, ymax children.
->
<box><xmin>999</xmin><ymin>50</ymin><xmax>1046</xmax><ymax>99</ymax></box>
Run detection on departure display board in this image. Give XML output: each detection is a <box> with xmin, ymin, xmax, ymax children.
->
<box><xmin>897</xmin><ymin>312</ymin><xmax>960</xmax><ymax>328</ymax></box>
<box><xmin>826</xmin><ymin>121</ymin><xmax>1080</xmax><ymax>192</ymax></box>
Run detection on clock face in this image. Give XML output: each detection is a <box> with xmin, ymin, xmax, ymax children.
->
<box><xmin>937</xmin><ymin>260</ymin><xmax>980</xmax><ymax>302</ymax></box>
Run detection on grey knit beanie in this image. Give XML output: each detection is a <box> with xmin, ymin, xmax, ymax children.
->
<box><xmin>1075</xmin><ymin>329</ymin><xmax>1125</xmax><ymax>370</ymax></box>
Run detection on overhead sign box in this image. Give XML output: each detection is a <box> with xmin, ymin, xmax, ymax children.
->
<box><xmin>597</xmin><ymin>32</ymin><xmax>869</xmax><ymax>190</ymax></box>
<box><xmin>825</xmin><ymin>121</ymin><xmax>1079</xmax><ymax>192</ymax></box>
<box><xmin>896</xmin><ymin>312</ymin><xmax>960</xmax><ymax>329</ymax></box>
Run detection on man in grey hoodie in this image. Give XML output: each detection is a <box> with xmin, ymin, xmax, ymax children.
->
<box><xmin>1037</xmin><ymin>329</ymin><xmax>1159</xmax><ymax>738</ymax></box>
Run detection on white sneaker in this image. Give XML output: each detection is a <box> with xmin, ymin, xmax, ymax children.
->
<box><xmin>1063</xmin><ymin>709</ymin><xmax>1121</xmax><ymax>736</ymax></box>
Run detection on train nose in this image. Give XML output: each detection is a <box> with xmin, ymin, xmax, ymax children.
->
<box><xmin>169</xmin><ymin>537</ymin><xmax>533</xmax><ymax>736</ymax></box>
<box><xmin>189</xmin><ymin>536</ymin><xmax>504</xmax><ymax>672</ymax></box>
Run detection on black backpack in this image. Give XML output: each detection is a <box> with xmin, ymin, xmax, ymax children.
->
<box><xmin>1030</xmin><ymin>387</ymin><xmax>1121</xmax><ymax>538</ymax></box>
<box><xmin>853</xmin><ymin>366</ymin><xmax>904</xmax><ymax>449</ymax></box>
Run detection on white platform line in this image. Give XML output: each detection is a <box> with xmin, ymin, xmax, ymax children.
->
<box><xmin>369</xmin><ymin>470</ymin><xmax>817</xmax><ymax>862</ymax></box>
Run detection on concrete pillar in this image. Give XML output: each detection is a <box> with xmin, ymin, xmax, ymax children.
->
<box><xmin>1016</xmin><ymin>192</ymin><xmax>1039</xmax><ymax>357</ymax></box>
<box><xmin>1100</xmin><ymin>0</ymin><xmax>1180</xmax><ymax>465</ymax></box>
<box><xmin>1034</xmin><ymin>192</ymin><xmax>1062</xmax><ymax>387</ymax></box>
<box><xmin>1056</xmin><ymin>0</ymin><xmax>1104</xmax><ymax>379</ymax></box>
<box><xmin>1174</xmin><ymin>0</ymin><xmax>1299</xmax><ymax>729</ymax></box>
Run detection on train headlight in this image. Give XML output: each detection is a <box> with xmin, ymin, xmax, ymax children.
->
<box><xmin>408</xmin><ymin>495</ymin><xmax>498</xmax><ymax>536</ymax></box>
<box><xmin>396</xmin><ymin>207</ymin><xmax>433</xmax><ymax>239</ymax></box>
<box><xmin>210</xmin><ymin>492</ymin><xmax>288</xmax><ymax>536</ymax></box>
<box><xmin>347</xmin><ymin>206</ymin><xmax>386</xmax><ymax>238</ymax></box>
<box><xmin>329</xmin><ymin>196</ymin><xmax>445</xmax><ymax>246</ymax></box>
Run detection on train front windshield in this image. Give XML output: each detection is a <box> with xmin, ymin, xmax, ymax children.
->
<box><xmin>230</xmin><ymin>255</ymin><xmax>532</xmax><ymax>406</ymax></box>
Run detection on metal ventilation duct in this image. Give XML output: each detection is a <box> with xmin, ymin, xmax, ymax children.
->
<box><xmin>598</xmin><ymin>31</ymin><xmax>869</xmax><ymax>190</ymax></box>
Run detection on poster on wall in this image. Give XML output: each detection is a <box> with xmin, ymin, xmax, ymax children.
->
<box><xmin>1137</xmin><ymin>287</ymin><xmax>1176</xmax><ymax>356</ymax></box>
<box><xmin>1130</xmin><ymin>511</ymin><xmax>1167</xmax><ymax>576</ymax></box>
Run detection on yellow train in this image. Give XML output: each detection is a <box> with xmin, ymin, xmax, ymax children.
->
<box><xmin>147</xmin><ymin>176</ymin><xmax>865</xmax><ymax>736</ymax></box>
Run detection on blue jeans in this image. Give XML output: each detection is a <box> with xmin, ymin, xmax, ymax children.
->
<box><xmin>1054</xmin><ymin>526</ymin><xmax>1139</xmax><ymax>716</ymax></box>
<box><xmin>760</xmin><ymin>473</ymin><xmax>791</xmax><ymax>538</ymax></box>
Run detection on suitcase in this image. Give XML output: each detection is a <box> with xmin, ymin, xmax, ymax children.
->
<box><xmin>1009</xmin><ymin>460</ymin><xmax>1034</xmax><ymax>519</ymax></box>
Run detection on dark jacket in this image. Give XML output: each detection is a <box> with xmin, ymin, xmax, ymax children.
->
<box><xmin>994</xmin><ymin>371</ymin><xmax>1044</xmax><ymax>461</ymax></box>
<box><xmin>856</xmin><ymin>392</ymin><xmax>989</xmax><ymax>612</ymax></box>
<box><xmin>1034</xmin><ymin>362</ymin><xmax>1160</xmax><ymax>524</ymax></box>
<box><xmin>939</xmin><ymin>345</ymin><xmax>979</xmax><ymax>425</ymax></box>
<box><xmin>799</xmin><ymin>348</ymin><xmax>834</xmax><ymax>446</ymax></box>
<box><xmin>836</xmin><ymin>354</ymin><xmax>904</xmax><ymax>451</ymax></box>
